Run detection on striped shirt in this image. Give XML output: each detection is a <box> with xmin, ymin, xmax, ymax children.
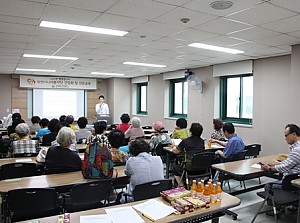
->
<box><xmin>12</xmin><ymin>139</ymin><xmax>41</xmax><ymax>156</ymax></box>
<box><xmin>275</xmin><ymin>140</ymin><xmax>300</xmax><ymax>177</ymax></box>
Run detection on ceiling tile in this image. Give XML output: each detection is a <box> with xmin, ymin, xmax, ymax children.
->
<box><xmin>49</xmin><ymin>0</ymin><xmax>118</xmax><ymax>12</ymax></box>
<box><xmin>154</xmin><ymin>6</ymin><xmax>217</xmax><ymax>27</ymax></box>
<box><xmin>0</xmin><ymin>22</ymin><xmax>35</xmax><ymax>35</ymax></box>
<box><xmin>183</xmin><ymin>0</ymin><xmax>262</xmax><ymax>17</ymax></box>
<box><xmin>0</xmin><ymin>0</ymin><xmax>46</xmax><ymax>19</ymax></box>
<box><xmin>256</xmin><ymin>34</ymin><xmax>300</xmax><ymax>47</ymax></box>
<box><xmin>41</xmin><ymin>4</ymin><xmax>100</xmax><ymax>25</ymax></box>
<box><xmin>107</xmin><ymin>0</ymin><xmax>176</xmax><ymax>20</ymax></box>
<box><xmin>228</xmin><ymin>27</ymin><xmax>281</xmax><ymax>41</ymax></box>
<box><xmin>170</xmin><ymin>28</ymin><xmax>219</xmax><ymax>43</ymax></box>
<box><xmin>261</xmin><ymin>15</ymin><xmax>300</xmax><ymax>33</ymax></box>
<box><xmin>132</xmin><ymin>21</ymin><xmax>183</xmax><ymax>37</ymax></box>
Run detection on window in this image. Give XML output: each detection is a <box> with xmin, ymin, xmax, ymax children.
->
<box><xmin>169</xmin><ymin>78</ymin><xmax>188</xmax><ymax>118</ymax></box>
<box><xmin>220</xmin><ymin>74</ymin><xmax>253</xmax><ymax>124</ymax></box>
<box><xmin>136</xmin><ymin>83</ymin><xmax>148</xmax><ymax>115</ymax></box>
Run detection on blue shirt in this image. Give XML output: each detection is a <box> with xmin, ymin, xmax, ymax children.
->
<box><xmin>223</xmin><ymin>134</ymin><xmax>245</xmax><ymax>160</ymax></box>
<box><xmin>36</xmin><ymin>128</ymin><xmax>51</xmax><ymax>137</ymax></box>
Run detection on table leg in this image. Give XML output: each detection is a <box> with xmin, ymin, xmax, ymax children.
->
<box><xmin>297</xmin><ymin>193</ymin><xmax>300</xmax><ymax>223</ymax></box>
<box><xmin>212</xmin><ymin>217</ymin><xmax>219</xmax><ymax>223</ymax></box>
<box><xmin>165</xmin><ymin>153</ymin><xmax>170</xmax><ymax>179</ymax></box>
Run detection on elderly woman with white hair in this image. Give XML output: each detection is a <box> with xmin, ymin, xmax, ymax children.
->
<box><xmin>45</xmin><ymin>127</ymin><xmax>82</xmax><ymax>172</ymax></box>
<box><xmin>124</xmin><ymin>117</ymin><xmax>145</xmax><ymax>141</ymax></box>
<box><xmin>10</xmin><ymin>123</ymin><xmax>40</xmax><ymax>157</ymax></box>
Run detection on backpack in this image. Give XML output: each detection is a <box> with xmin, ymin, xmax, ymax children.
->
<box><xmin>81</xmin><ymin>141</ymin><xmax>114</xmax><ymax>179</ymax></box>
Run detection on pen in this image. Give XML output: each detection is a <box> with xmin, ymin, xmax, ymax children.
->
<box><xmin>142</xmin><ymin>214</ymin><xmax>155</xmax><ymax>222</ymax></box>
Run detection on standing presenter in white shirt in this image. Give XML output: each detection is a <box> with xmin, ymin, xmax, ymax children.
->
<box><xmin>95</xmin><ymin>95</ymin><xmax>110</xmax><ymax>116</ymax></box>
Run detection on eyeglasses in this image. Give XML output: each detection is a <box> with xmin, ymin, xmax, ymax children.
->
<box><xmin>284</xmin><ymin>132</ymin><xmax>294</xmax><ymax>137</ymax></box>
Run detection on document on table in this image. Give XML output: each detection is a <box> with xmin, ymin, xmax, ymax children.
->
<box><xmin>250</xmin><ymin>163</ymin><xmax>262</xmax><ymax>169</ymax></box>
<box><xmin>171</xmin><ymin>139</ymin><xmax>182</xmax><ymax>145</ymax></box>
<box><xmin>105</xmin><ymin>206</ymin><xmax>144</xmax><ymax>223</ymax></box>
<box><xmin>80</xmin><ymin>214</ymin><xmax>110</xmax><ymax>223</ymax></box>
<box><xmin>133</xmin><ymin>199</ymin><xmax>176</xmax><ymax>221</ymax></box>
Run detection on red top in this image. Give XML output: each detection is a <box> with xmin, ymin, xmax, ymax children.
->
<box><xmin>116</xmin><ymin>123</ymin><xmax>131</xmax><ymax>132</ymax></box>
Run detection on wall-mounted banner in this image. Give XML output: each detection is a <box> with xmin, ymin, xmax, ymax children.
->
<box><xmin>20</xmin><ymin>75</ymin><xmax>97</xmax><ymax>90</ymax></box>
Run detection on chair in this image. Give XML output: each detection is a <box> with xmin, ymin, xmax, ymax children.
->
<box><xmin>63</xmin><ymin>179</ymin><xmax>112</xmax><ymax>213</ymax></box>
<box><xmin>222</xmin><ymin>151</ymin><xmax>247</xmax><ymax>192</ymax></box>
<box><xmin>124</xmin><ymin>179</ymin><xmax>172</xmax><ymax>202</ymax></box>
<box><xmin>181</xmin><ymin>151</ymin><xmax>215</xmax><ymax>189</ymax></box>
<box><xmin>142</xmin><ymin>126</ymin><xmax>152</xmax><ymax>129</ymax></box>
<box><xmin>245</xmin><ymin>144</ymin><xmax>261</xmax><ymax>158</ymax></box>
<box><xmin>251</xmin><ymin>174</ymin><xmax>299</xmax><ymax>223</ymax></box>
<box><xmin>0</xmin><ymin>138</ymin><xmax>11</xmax><ymax>158</ymax></box>
<box><xmin>112</xmin><ymin>176</ymin><xmax>130</xmax><ymax>192</ymax></box>
<box><xmin>7</xmin><ymin>188</ymin><xmax>61</xmax><ymax>222</ymax></box>
<box><xmin>0</xmin><ymin>163</ymin><xmax>39</xmax><ymax>180</ymax></box>
<box><xmin>107</xmin><ymin>124</ymin><xmax>117</xmax><ymax>131</ymax></box>
<box><xmin>13</xmin><ymin>152</ymin><xmax>38</xmax><ymax>157</ymax></box>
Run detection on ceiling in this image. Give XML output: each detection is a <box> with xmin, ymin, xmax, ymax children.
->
<box><xmin>1</xmin><ymin>0</ymin><xmax>300</xmax><ymax>79</ymax></box>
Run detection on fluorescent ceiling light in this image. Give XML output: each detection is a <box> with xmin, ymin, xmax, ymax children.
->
<box><xmin>123</xmin><ymin>62</ymin><xmax>166</xmax><ymax>68</ymax></box>
<box><xmin>40</xmin><ymin>21</ymin><xmax>128</xmax><ymax>36</ymax></box>
<box><xmin>16</xmin><ymin>68</ymin><xmax>56</xmax><ymax>72</ymax></box>
<box><xmin>23</xmin><ymin>54</ymin><xmax>78</xmax><ymax>60</ymax></box>
<box><xmin>188</xmin><ymin>43</ymin><xmax>244</xmax><ymax>54</ymax></box>
<box><xmin>91</xmin><ymin>72</ymin><xmax>125</xmax><ymax>76</ymax></box>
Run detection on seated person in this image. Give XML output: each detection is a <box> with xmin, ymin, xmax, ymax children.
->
<box><xmin>211</xmin><ymin>122</ymin><xmax>245</xmax><ymax>162</ymax></box>
<box><xmin>124</xmin><ymin>117</ymin><xmax>144</xmax><ymax>141</ymax></box>
<box><xmin>29</xmin><ymin>116</ymin><xmax>40</xmax><ymax>134</ymax></box>
<box><xmin>65</xmin><ymin>115</ymin><xmax>78</xmax><ymax>131</ymax></box>
<box><xmin>108</xmin><ymin>129</ymin><xmax>128</xmax><ymax>163</ymax></box>
<box><xmin>36</xmin><ymin>118</ymin><xmax>51</xmax><ymax>137</ymax></box>
<box><xmin>116</xmin><ymin>139</ymin><xmax>164</xmax><ymax>203</ymax></box>
<box><xmin>171</xmin><ymin>118</ymin><xmax>190</xmax><ymax>140</ymax></box>
<box><xmin>149</xmin><ymin>121</ymin><xmax>171</xmax><ymax>152</ymax></box>
<box><xmin>75</xmin><ymin>117</ymin><xmax>92</xmax><ymax>142</ymax></box>
<box><xmin>42</xmin><ymin>118</ymin><xmax>61</xmax><ymax>146</ymax></box>
<box><xmin>45</xmin><ymin>127</ymin><xmax>82</xmax><ymax>172</ymax></box>
<box><xmin>10</xmin><ymin>123</ymin><xmax>40</xmax><ymax>157</ymax></box>
<box><xmin>261</xmin><ymin>124</ymin><xmax>300</xmax><ymax>188</ymax></box>
<box><xmin>8</xmin><ymin>118</ymin><xmax>25</xmax><ymax>141</ymax></box>
<box><xmin>170</xmin><ymin>123</ymin><xmax>205</xmax><ymax>186</ymax></box>
<box><xmin>7</xmin><ymin>113</ymin><xmax>22</xmax><ymax>135</ymax></box>
<box><xmin>211</xmin><ymin>118</ymin><xmax>225</xmax><ymax>140</ymax></box>
<box><xmin>88</xmin><ymin>121</ymin><xmax>110</xmax><ymax>146</ymax></box>
<box><xmin>116</xmin><ymin>113</ymin><xmax>131</xmax><ymax>133</ymax></box>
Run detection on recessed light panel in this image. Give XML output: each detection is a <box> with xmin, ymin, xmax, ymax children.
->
<box><xmin>23</xmin><ymin>54</ymin><xmax>78</xmax><ymax>60</ymax></box>
<box><xmin>123</xmin><ymin>62</ymin><xmax>166</xmax><ymax>68</ymax></box>
<box><xmin>188</xmin><ymin>43</ymin><xmax>244</xmax><ymax>54</ymax></box>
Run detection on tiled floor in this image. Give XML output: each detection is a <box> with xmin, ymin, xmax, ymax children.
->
<box><xmin>208</xmin><ymin>177</ymin><xmax>298</xmax><ymax>223</ymax></box>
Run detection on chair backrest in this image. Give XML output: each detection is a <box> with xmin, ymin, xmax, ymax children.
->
<box><xmin>13</xmin><ymin>153</ymin><xmax>38</xmax><ymax>158</ymax></box>
<box><xmin>70</xmin><ymin>179</ymin><xmax>112</xmax><ymax>207</ymax></box>
<box><xmin>7</xmin><ymin>188</ymin><xmax>60</xmax><ymax>222</ymax></box>
<box><xmin>229</xmin><ymin>151</ymin><xmax>247</xmax><ymax>162</ymax></box>
<box><xmin>142</xmin><ymin>126</ymin><xmax>152</xmax><ymax>129</ymax></box>
<box><xmin>282</xmin><ymin>173</ymin><xmax>300</xmax><ymax>191</ymax></box>
<box><xmin>0</xmin><ymin>138</ymin><xmax>11</xmax><ymax>157</ymax></box>
<box><xmin>0</xmin><ymin>163</ymin><xmax>39</xmax><ymax>180</ymax></box>
<box><xmin>133</xmin><ymin>179</ymin><xmax>172</xmax><ymax>201</ymax></box>
<box><xmin>191</xmin><ymin>151</ymin><xmax>215</xmax><ymax>172</ymax></box>
<box><xmin>245</xmin><ymin>144</ymin><xmax>261</xmax><ymax>157</ymax></box>
<box><xmin>112</xmin><ymin>176</ymin><xmax>130</xmax><ymax>190</ymax></box>
<box><xmin>155</xmin><ymin>143</ymin><xmax>170</xmax><ymax>156</ymax></box>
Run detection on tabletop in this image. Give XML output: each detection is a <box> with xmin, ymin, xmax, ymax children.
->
<box><xmin>17</xmin><ymin>192</ymin><xmax>240</xmax><ymax>223</ymax></box>
<box><xmin>211</xmin><ymin>155</ymin><xmax>278</xmax><ymax>177</ymax></box>
<box><xmin>0</xmin><ymin>165</ymin><xmax>125</xmax><ymax>193</ymax></box>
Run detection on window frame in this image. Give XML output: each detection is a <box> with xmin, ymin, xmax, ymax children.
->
<box><xmin>169</xmin><ymin>78</ymin><xmax>188</xmax><ymax>118</ymax></box>
<box><xmin>220</xmin><ymin>73</ymin><xmax>253</xmax><ymax>125</ymax></box>
<box><xmin>136</xmin><ymin>82</ymin><xmax>148</xmax><ymax>115</ymax></box>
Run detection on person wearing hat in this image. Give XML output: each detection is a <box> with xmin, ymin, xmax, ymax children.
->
<box><xmin>149</xmin><ymin>121</ymin><xmax>171</xmax><ymax>152</ymax></box>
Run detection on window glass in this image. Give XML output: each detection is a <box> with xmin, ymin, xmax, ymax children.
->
<box><xmin>220</xmin><ymin>74</ymin><xmax>253</xmax><ymax>124</ymax></box>
<box><xmin>137</xmin><ymin>83</ymin><xmax>148</xmax><ymax>115</ymax></box>
<box><xmin>170</xmin><ymin>79</ymin><xmax>188</xmax><ymax>118</ymax></box>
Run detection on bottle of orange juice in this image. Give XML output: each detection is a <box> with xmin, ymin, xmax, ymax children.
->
<box><xmin>207</xmin><ymin>181</ymin><xmax>213</xmax><ymax>192</ymax></box>
<box><xmin>207</xmin><ymin>140</ymin><xmax>212</xmax><ymax>148</ymax></box>
<box><xmin>191</xmin><ymin>180</ymin><xmax>197</xmax><ymax>196</ymax></box>
<box><xmin>200</xmin><ymin>180</ymin><xmax>205</xmax><ymax>192</ymax></box>
<box><xmin>216</xmin><ymin>182</ymin><xmax>222</xmax><ymax>202</ymax></box>
<box><xmin>210</xmin><ymin>184</ymin><xmax>218</xmax><ymax>204</ymax></box>
<box><xmin>203</xmin><ymin>185</ymin><xmax>211</xmax><ymax>203</ymax></box>
<box><xmin>196</xmin><ymin>181</ymin><xmax>203</xmax><ymax>198</ymax></box>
